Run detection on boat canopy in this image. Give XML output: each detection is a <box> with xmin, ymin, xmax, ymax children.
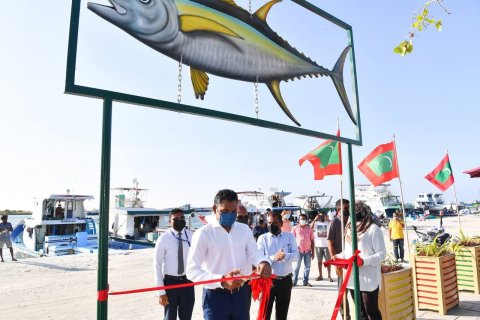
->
<box><xmin>48</xmin><ymin>195</ymin><xmax>94</xmax><ymax>201</ymax></box>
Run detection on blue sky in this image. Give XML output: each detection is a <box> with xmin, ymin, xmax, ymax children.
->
<box><xmin>1</xmin><ymin>0</ymin><xmax>479</xmax><ymax>210</ymax></box>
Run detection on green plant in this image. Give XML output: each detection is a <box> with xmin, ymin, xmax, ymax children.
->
<box><xmin>451</xmin><ymin>230</ymin><xmax>480</xmax><ymax>253</ymax></box>
<box><xmin>415</xmin><ymin>236</ymin><xmax>452</xmax><ymax>257</ymax></box>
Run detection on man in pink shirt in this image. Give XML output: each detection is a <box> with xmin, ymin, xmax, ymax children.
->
<box><xmin>292</xmin><ymin>213</ymin><xmax>314</xmax><ymax>286</ymax></box>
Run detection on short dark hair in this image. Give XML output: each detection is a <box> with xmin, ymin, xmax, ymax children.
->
<box><xmin>298</xmin><ymin>213</ymin><xmax>307</xmax><ymax>220</ymax></box>
<box><xmin>269</xmin><ymin>211</ymin><xmax>283</xmax><ymax>224</ymax></box>
<box><xmin>1</xmin><ymin>215</ymin><xmax>7</xmax><ymax>220</ymax></box>
<box><xmin>214</xmin><ymin>189</ymin><xmax>238</xmax><ymax>205</ymax></box>
<box><xmin>335</xmin><ymin>199</ymin><xmax>349</xmax><ymax>208</ymax></box>
<box><xmin>169</xmin><ymin>208</ymin><xmax>184</xmax><ymax>219</ymax></box>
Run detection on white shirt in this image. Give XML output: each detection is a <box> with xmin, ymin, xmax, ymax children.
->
<box><xmin>313</xmin><ymin>221</ymin><xmax>329</xmax><ymax>248</ymax></box>
<box><xmin>154</xmin><ymin>227</ymin><xmax>193</xmax><ymax>295</ymax></box>
<box><xmin>257</xmin><ymin>232</ymin><xmax>298</xmax><ymax>277</ymax></box>
<box><xmin>186</xmin><ymin>219</ymin><xmax>268</xmax><ymax>289</ymax></box>
<box><xmin>341</xmin><ymin>224</ymin><xmax>386</xmax><ymax>292</ymax></box>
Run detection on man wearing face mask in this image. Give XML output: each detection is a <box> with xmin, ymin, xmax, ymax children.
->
<box><xmin>154</xmin><ymin>208</ymin><xmax>194</xmax><ymax>320</ymax></box>
<box><xmin>236</xmin><ymin>205</ymin><xmax>251</xmax><ymax>228</ymax></box>
<box><xmin>187</xmin><ymin>189</ymin><xmax>272</xmax><ymax>320</ymax></box>
<box><xmin>257</xmin><ymin>211</ymin><xmax>298</xmax><ymax>320</ymax></box>
<box><xmin>292</xmin><ymin>213</ymin><xmax>314</xmax><ymax>287</ymax></box>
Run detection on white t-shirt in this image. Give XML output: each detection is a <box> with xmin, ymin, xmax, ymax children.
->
<box><xmin>313</xmin><ymin>221</ymin><xmax>329</xmax><ymax>248</ymax></box>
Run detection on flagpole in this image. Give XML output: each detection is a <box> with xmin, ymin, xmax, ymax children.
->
<box><xmin>338</xmin><ymin>119</ymin><xmax>345</xmax><ymax>253</ymax></box>
<box><xmin>447</xmin><ymin>150</ymin><xmax>462</xmax><ymax>229</ymax></box>
<box><xmin>393</xmin><ymin>134</ymin><xmax>411</xmax><ymax>257</ymax></box>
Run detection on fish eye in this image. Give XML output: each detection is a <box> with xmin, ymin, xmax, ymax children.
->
<box><xmin>139</xmin><ymin>0</ymin><xmax>151</xmax><ymax>4</ymax></box>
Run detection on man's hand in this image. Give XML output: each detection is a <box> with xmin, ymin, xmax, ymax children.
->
<box><xmin>311</xmin><ymin>252</ymin><xmax>315</xmax><ymax>260</ymax></box>
<box><xmin>221</xmin><ymin>269</ymin><xmax>243</xmax><ymax>291</ymax></box>
<box><xmin>274</xmin><ymin>249</ymin><xmax>285</xmax><ymax>261</ymax></box>
<box><xmin>257</xmin><ymin>261</ymin><xmax>272</xmax><ymax>278</ymax></box>
<box><xmin>159</xmin><ymin>294</ymin><xmax>169</xmax><ymax>306</ymax></box>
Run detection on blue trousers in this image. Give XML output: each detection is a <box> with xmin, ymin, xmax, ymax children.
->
<box><xmin>293</xmin><ymin>252</ymin><xmax>312</xmax><ymax>285</ymax></box>
<box><xmin>202</xmin><ymin>285</ymin><xmax>250</xmax><ymax>320</ymax></box>
<box><xmin>163</xmin><ymin>278</ymin><xmax>195</xmax><ymax>320</ymax></box>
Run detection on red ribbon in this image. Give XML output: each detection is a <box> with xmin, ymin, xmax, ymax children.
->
<box><xmin>97</xmin><ymin>284</ymin><xmax>109</xmax><ymax>302</ymax></box>
<box><xmin>323</xmin><ymin>250</ymin><xmax>363</xmax><ymax>320</ymax></box>
<box><xmin>250</xmin><ymin>274</ymin><xmax>277</xmax><ymax>320</ymax></box>
<box><xmin>108</xmin><ymin>272</ymin><xmax>276</xmax><ymax>320</ymax></box>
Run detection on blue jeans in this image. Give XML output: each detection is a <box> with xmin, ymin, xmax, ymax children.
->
<box><xmin>293</xmin><ymin>252</ymin><xmax>311</xmax><ymax>285</ymax></box>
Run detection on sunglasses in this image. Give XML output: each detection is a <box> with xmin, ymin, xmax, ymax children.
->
<box><xmin>172</xmin><ymin>216</ymin><xmax>185</xmax><ymax>221</ymax></box>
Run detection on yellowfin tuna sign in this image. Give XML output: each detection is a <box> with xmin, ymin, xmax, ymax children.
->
<box><xmin>66</xmin><ymin>0</ymin><xmax>362</xmax><ymax>144</ymax></box>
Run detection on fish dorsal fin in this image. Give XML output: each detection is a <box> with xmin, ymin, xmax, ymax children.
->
<box><xmin>254</xmin><ymin>0</ymin><xmax>282</xmax><ymax>22</ymax></box>
<box><xmin>266</xmin><ymin>80</ymin><xmax>301</xmax><ymax>126</ymax></box>
<box><xmin>190</xmin><ymin>67</ymin><xmax>210</xmax><ymax>100</ymax></box>
<box><xmin>179</xmin><ymin>15</ymin><xmax>242</xmax><ymax>39</ymax></box>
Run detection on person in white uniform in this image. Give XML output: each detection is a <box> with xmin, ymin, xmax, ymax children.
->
<box><xmin>154</xmin><ymin>208</ymin><xmax>194</xmax><ymax>320</ymax></box>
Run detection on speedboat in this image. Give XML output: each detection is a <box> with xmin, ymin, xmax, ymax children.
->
<box><xmin>237</xmin><ymin>190</ymin><xmax>300</xmax><ymax>213</ymax></box>
<box><xmin>12</xmin><ymin>194</ymin><xmax>98</xmax><ymax>256</ymax></box>
<box><xmin>355</xmin><ymin>184</ymin><xmax>401</xmax><ymax>218</ymax></box>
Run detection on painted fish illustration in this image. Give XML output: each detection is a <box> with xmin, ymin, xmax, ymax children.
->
<box><xmin>87</xmin><ymin>0</ymin><xmax>356</xmax><ymax>126</ymax></box>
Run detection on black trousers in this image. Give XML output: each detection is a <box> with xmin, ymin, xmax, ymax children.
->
<box><xmin>349</xmin><ymin>287</ymin><xmax>382</xmax><ymax>320</ymax></box>
<box><xmin>392</xmin><ymin>239</ymin><xmax>404</xmax><ymax>260</ymax></box>
<box><xmin>265</xmin><ymin>276</ymin><xmax>293</xmax><ymax>320</ymax></box>
<box><xmin>163</xmin><ymin>278</ymin><xmax>195</xmax><ymax>320</ymax></box>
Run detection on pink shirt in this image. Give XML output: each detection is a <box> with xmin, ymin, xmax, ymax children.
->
<box><xmin>292</xmin><ymin>225</ymin><xmax>314</xmax><ymax>253</ymax></box>
<box><xmin>281</xmin><ymin>219</ymin><xmax>292</xmax><ymax>233</ymax></box>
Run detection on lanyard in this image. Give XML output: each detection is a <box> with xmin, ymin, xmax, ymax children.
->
<box><xmin>171</xmin><ymin>229</ymin><xmax>190</xmax><ymax>247</ymax></box>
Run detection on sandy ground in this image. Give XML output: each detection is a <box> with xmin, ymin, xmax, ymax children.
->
<box><xmin>1</xmin><ymin>214</ymin><xmax>479</xmax><ymax>320</ymax></box>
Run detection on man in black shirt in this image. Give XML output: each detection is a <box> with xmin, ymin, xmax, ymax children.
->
<box><xmin>327</xmin><ymin>199</ymin><xmax>350</xmax><ymax>320</ymax></box>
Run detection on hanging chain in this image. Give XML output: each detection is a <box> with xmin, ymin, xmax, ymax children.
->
<box><xmin>177</xmin><ymin>56</ymin><xmax>183</xmax><ymax>103</ymax></box>
<box><xmin>254</xmin><ymin>77</ymin><xmax>259</xmax><ymax>118</ymax></box>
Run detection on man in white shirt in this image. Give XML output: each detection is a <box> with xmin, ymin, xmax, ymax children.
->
<box><xmin>257</xmin><ymin>211</ymin><xmax>298</xmax><ymax>320</ymax></box>
<box><xmin>187</xmin><ymin>189</ymin><xmax>272</xmax><ymax>320</ymax></box>
<box><xmin>154</xmin><ymin>208</ymin><xmax>194</xmax><ymax>320</ymax></box>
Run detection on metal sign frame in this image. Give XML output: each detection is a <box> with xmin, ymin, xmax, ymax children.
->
<box><xmin>64</xmin><ymin>0</ymin><xmax>362</xmax><ymax>319</ymax></box>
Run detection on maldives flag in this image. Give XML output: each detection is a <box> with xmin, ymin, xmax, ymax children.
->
<box><xmin>425</xmin><ymin>154</ymin><xmax>454</xmax><ymax>191</ymax></box>
<box><xmin>299</xmin><ymin>131</ymin><xmax>342</xmax><ymax>180</ymax></box>
<box><xmin>358</xmin><ymin>141</ymin><xmax>398</xmax><ymax>186</ymax></box>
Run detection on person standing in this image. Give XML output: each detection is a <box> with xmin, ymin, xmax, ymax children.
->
<box><xmin>388</xmin><ymin>210</ymin><xmax>406</xmax><ymax>263</ymax></box>
<box><xmin>327</xmin><ymin>199</ymin><xmax>350</xmax><ymax>320</ymax></box>
<box><xmin>154</xmin><ymin>208</ymin><xmax>194</xmax><ymax>320</ymax></box>
<box><xmin>253</xmin><ymin>216</ymin><xmax>269</xmax><ymax>241</ymax></box>
<box><xmin>236</xmin><ymin>205</ymin><xmax>251</xmax><ymax>227</ymax></box>
<box><xmin>0</xmin><ymin>215</ymin><xmax>16</xmax><ymax>262</ymax></box>
<box><xmin>311</xmin><ymin>212</ymin><xmax>332</xmax><ymax>281</ymax></box>
<box><xmin>280</xmin><ymin>210</ymin><xmax>292</xmax><ymax>233</ymax></box>
<box><xmin>292</xmin><ymin>213</ymin><xmax>314</xmax><ymax>287</ymax></box>
<box><xmin>339</xmin><ymin>201</ymin><xmax>387</xmax><ymax>320</ymax></box>
<box><xmin>186</xmin><ymin>189</ymin><xmax>272</xmax><ymax>320</ymax></box>
<box><xmin>257</xmin><ymin>211</ymin><xmax>298</xmax><ymax>320</ymax></box>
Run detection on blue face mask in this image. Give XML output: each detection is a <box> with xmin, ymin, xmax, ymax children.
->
<box><xmin>219</xmin><ymin>211</ymin><xmax>237</xmax><ymax>227</ymax></box>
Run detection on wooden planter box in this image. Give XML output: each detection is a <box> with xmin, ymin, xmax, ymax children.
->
<box><xmin>456</xmin><ymin>245</ymin><xmax>480</xmax><ymax>294</ymax></box>
<box><xmin>378</xmin><ymin>267</ymin><xmax>415</xmax><ymax>320</ymax></box>
<box><xmin>411</xmin><ymin>253</ymin><xmax>459</xmax><ymax>315</ymax></box>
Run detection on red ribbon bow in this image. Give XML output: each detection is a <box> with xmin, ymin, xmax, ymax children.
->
<box><xmin>250</xmin><ymin>273</ymin><xmax>277</xmax><ymax>320</ymax></box>
<box><xmin>323</xmin><ymin>250</ymin><xmax>363</xmax><ymax>320</ymax></box>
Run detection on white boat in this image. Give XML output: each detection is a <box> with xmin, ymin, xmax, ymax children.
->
<box><xmin>109</xmin><ymin>180</ymin><xmax>200</xmax><ymax>245</ymax></box>
<box><xmin>355</xmin><ymin>184</ymin><xmax>401</xmax><ymax>218</ymax></box>
<box><xmin>237</xmin><ymin>190</ymin><xmax>300</xmax><ymax>213</ymax></box>
<box><xmin>12</xmin><ymin>194</ymin><xmax>98</xmax><ymax>256</ymax></box>
<box><xmin>293</xmin><ymin>193</ymin><xmax>333</xmax><ymax>213</ymax></box>
<box><xmin>414</xmin><ymin>193</ymin><xmax>445</xmax><ymax>213</ymax></box>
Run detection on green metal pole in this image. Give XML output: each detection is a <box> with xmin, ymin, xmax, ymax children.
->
<box><xmin>97</xmin><ymin>98</ymin><xmax>112</xmax><ymax>320</ymax></box>
<box><xmin>347</xmin><ymin>143</ymin><xmax>361</xmax><ymax>319</ymax></box>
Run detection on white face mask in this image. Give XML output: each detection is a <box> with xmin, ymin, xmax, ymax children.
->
<box><xmin>299</xmin><ymin>219</ymin><xmax>307</xmax><ymax>226</ymax></box>
<box><xmin>284</xmin><ymin>214</ymin><xmax>291</xmax><ymax>220</ymax></box>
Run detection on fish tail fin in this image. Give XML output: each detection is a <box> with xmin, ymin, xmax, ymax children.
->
<box><xmin>267</xmin><ymin>80</ymin><xmax>301</xmax><ymax>126</ymax></box>
<box><xmin>331</xmin><ymin>45</ymin><xmax>357</xmax><ymax>125</ymax></box>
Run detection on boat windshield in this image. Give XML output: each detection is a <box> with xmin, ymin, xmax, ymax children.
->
<box><xmin>46</xmin><ymin>223</ymin><xmax>87</xmax><ymax>236</ymax></box>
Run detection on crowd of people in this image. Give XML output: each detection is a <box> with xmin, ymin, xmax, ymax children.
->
<box><xmin>154</xmin><ymin>189</ymin><xmax>387</xmax><ymax>320</ymax></box>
